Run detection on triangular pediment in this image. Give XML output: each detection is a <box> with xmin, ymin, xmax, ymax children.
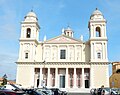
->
<box><xmin>44</xmin><ymin>35</ymin><xmax>83</xmax><ymax>44</ymax></box>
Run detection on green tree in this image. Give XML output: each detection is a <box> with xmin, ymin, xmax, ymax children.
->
<box><xmin>1</xmin><ymin>74</ymin><xmax>7</xmax><ymax>85</ymax></box>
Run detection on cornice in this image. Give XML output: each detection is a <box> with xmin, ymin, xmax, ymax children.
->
<box><xmin>89</xmin><ymin>62</ymin><xmax>110</xmax><ymax>65</ymax></box>
<box><xmin>21</xmin><ymin>21</ymin><xmax>40</xmax><ymax>29</ymax></box>
<box><xmin>19</xmin><ymin>38</ymin><xmax>39</xmax><ymax>44</ymax></box>
<box><xmin>16</xmin><ymin>62</ymin><xmax>110</xmax><ymax>65</ymax></box>
<box><xmin>89</xmin><ymin>38</ymin><xmax>108</xmax><ymax>41</ymax></box>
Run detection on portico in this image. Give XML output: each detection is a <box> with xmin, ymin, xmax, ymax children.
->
<box><xmin>34</xmin><ymin>62</ymin><xmax>90</xmax><ymax>89</ymax></box>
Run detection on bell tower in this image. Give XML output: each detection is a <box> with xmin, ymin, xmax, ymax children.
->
<box><xmin>88</xmin><ymin>8</ymin><xmax>108</xmax><ymax>62</ymax></box>
<box><xmin>18</xmin><ymin>10</ymin><xmax>40</xmax><ymax>62</ymax></box>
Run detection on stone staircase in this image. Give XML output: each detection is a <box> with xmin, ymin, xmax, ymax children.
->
<box><xmin>67</xmin><ymin>93</ymin><xmax>90</xmax><ymax>95</ymax></box>
<box><xmin>60</xmin><ymin>88</ymin><xmax>90</xmax><ymax>95</ymax></box>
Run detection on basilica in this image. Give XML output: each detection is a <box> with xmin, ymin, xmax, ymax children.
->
<box><xmin>16</xmin><ymin>9</ymin><xmax>109</xmax><ymax>93</ymax></box>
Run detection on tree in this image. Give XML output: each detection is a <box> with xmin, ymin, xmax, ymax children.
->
<box><xmin>1</xmin><ymin>74</ymin><xmax>7</xmax><ymax>85</ymax></box>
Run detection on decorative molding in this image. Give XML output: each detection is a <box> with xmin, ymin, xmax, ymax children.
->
<box><xmin>16</xmin><ymin>61</ymin><xmax>110</xmax><ymax>65</ymax></box>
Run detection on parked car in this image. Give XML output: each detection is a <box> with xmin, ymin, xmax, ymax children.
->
<box><xmin>0</xmin><ymin>89</ymin><xmax>27</xmax><ymax>95</ymax></box>
<box><xmin>0</xmin><ymin>87</ymin><xmax>2</xmax><ymax>90</ymax></box>
<box><xmin>35</xmin><ymin>88</ymin><xmax>53</xmax><ymax>95</ymax></box>
<box><xmin>111</xmin><ymin>88</ymin><xmax>119</xmax><ymax>95</ymax></box>
<box><xmin>50</xmin><ymin>88</ymin><xmax>67</xmax><ymax>95</ymax></box>
<box><xmin>23</xmin><ymin>89</ymin><xmax>45</xmax><ymax>95</ymax></box>
<box><xmin>116</xmin><ymin>88</ymin><xmax>120</xmax><ymax>95</ymax></box>
<box><xmin>102</xmin><ymin>88</ymin><xmax>111</xmax><ymax>95</ymax></box>
<box><xmin>1</xmin><ymin>84</ymin><xmax>22</xmax><ymax>91</ymax></box>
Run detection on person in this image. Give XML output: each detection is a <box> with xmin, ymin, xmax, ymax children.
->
<box><xmin>90</xmin><ymin>88</ymin><xmax>94</xmax><ymax>95</ymax></box>
<box><xmin>101</xmin><ymin>85</ymin><xmax>105</xmax><ymax>95</ymax></box>
<box><xmin>98</xmin><ymin>88</ymin><xmax>102</xmax><ymax>95</ymax></box>
<box><xmin>102</xmin><ymin>89</ymin><xmax>105</xmax><ymax>95</ymax></box>
<box><xmin>93</xmin><ymin>89</ymin><xmax>97</xmax><ymax>95</ymax></box>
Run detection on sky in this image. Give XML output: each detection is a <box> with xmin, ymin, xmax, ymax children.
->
<box><xmin>0</xmin><ymin>0</ymin><xmax>120</xmax><ymax>80</ymax></box>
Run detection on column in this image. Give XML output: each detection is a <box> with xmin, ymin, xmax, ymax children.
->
<box><xmin>65</xmin><ymin>68</ymin><xmax>68</xmax><ymax>88</ymax></box>
<box><xmin>91</xmin><ymin>43</ymin><xmax>93</xmax><ymax>61</ymax></box>
<box><xmin>90</xmin><ymin>66</ymin><xmax>92</xmax><ymax>88</ymax></box>
<box><xmin>55</xmin><ymin>68</ymin><xmax>58</xmax><ymax>88</ymax></box>
<box><xmin>47</xmin><ymin>68</ymin><xmax>50</xmax><ymax>88</ymax></box>
<box><xmin>82</xmin><ymin>68</ymin><xmax>85</xmax><ymax>88</ymax></box>
<box><xmin>93</xmin><ymin>25</ymin><xmax>95</xmax><ymax>37</ymax></box>
<box><xmin>105</xmin><ymin>42</ymin><xmax>108</xmax><ymax>60</ymax></box>
<box><xmin>74</xmin><ymin>68</ymin><xmax>76</xmax><ymax>88</ymax></box>
<box><xmin>102</xmin><ymin>43</ymin><xmax>104</xmax><ymax>59</ymax></box>
<box><xmin>30</xmin><ymin>43</ymin><xmax>33</xmax><ymax>60</ymax></box>
<box><xmin>39</xmin><ymin>68</ymin><xmax>42</xmax><ymax>88</ymax></box>
<box><xmin>104</xmin><ymin>25</ymin><xmax>106</xmax><ymax>37</ymax></box>
<box><xmin>81</xmin><ymin>46</ymin><xmax>82</xmax><ymax>61</ymax></box>
<box><xmin>93</xmin><ymin>43</ymin><xmax>95</xmax><ymax>59</ymax></box>
<box><xmin>31</xmin><ymin>68</ymin><xmax>35</xmax><ymax>87</ymax></box>
<box><xmin>19</xmin><ymin>43</ymin><xmax>21</xmax><ymax>60</ymax></box>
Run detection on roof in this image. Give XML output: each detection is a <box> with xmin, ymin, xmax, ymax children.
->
<box><xmin>24</xmin><ymin>10</ymin><xmax>38</xmax><ymax>22</ymax></box>
<box><xmin>0</xmin><ymin>77</ymin><xmax>3</xmax><ymax>81</ymax></box>
<box><xmin>92</xmin><ymin>8</ymin><xmax>102</xmax><ymax>16</ymax></box>
<box><xmin>90</xmin><ymin>8</ymin><xmax>104</xmax><ymax>20</ymax></box>
<box><xmin>44</xmin><ymin>34</ymin><xmax>83</xmax><ymax>44</ymax></box>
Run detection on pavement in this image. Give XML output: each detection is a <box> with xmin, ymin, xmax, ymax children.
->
<box><xmin>67</xmin><ymin>93</ymin><xmax>90</xmax><ymax>95</ymax></box>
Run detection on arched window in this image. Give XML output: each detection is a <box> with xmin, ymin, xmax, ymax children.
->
<box><xmin>97</xmin><ymin>52</ymin><xmax>101</xmax><ymax>59</ymax></box>
<box><xmin>26</xmin><ymin>28</ymin><xmax>31</xmax><ymax>38</ymax></box>
<box><xmin>96</xmin><ymin>27</ymin><xmax>101</xmax><ymax>37</ymax></box>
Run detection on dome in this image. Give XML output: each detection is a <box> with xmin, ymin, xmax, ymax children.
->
<box><xmin>90</xmin><ymin>8</ymin><xmax>104</xmax><ymax>20</ymax></box>
<box><xmin>92</xmin><ymin>8</ymin><xmax>102</xmax><ymax>16</ymax></box>
<box><xmin>24</xmin><ymin>10</ymin><xmax>38</xmax><ymax>22</ymax></box>
<box><xmin>26</xmin><ymin>11</ymin><xmax>37</xmax><ymax>18</ymax></box>
<box><xmin>64</xmin><ymin>25</ymin><xmax>72</xmax><ymax>31</ymax></box>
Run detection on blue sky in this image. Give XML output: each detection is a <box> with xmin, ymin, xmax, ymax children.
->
<box><xmin>0</xmin><ymin>0</ymin><xmax>120</xmax><ymax>80</ymax></box>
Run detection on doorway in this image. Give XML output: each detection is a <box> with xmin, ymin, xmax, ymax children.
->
<box><xmin>59</xmin><ymin>75</ymin><xmax>65</xmax><ymax>88</ymax></box>
<box><xmin>37</xmin><ymin>79</ymin><xmax>39</xmax><ymax>88</ymax></box>
<box><xmin>85</xmin><ymin>80</ymin><xmax>89</xmax><ymax>88</ymax></box>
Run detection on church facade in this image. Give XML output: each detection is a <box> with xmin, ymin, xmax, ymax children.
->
<box><xmin>16</xmin><ymin>9</ymin><xmax>109</xmax><ymax>92</ymax></box>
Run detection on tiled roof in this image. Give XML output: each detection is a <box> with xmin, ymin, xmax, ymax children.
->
<box><xmin>0</xmin><ymin>78</ymin><xmax>3</xmax><ymax>81</ymax></box>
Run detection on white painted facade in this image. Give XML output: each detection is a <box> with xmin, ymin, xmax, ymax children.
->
<box><xmin>16</xmin><ymin>9</ymin><xmax>109</xmax><ymax>93</ymax></box>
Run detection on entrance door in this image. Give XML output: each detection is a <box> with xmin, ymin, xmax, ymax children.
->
<box><xmin>59</xmin><ymin>75</ymin><xmax>65</xmax><ymax>88</ymax></box>
<box><xmin>85</xmin><ymin>80</ymin><xmax>89</xmax><ymax>88</ymax></box>
<box><xmin>37</xmin><ymin>79</ymin><xmax>39</xmax><ymax>88</ymax></box>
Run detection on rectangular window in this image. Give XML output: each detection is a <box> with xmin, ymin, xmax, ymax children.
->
<box><xmin>60</xmin><ymin>50</ymin><xmax>66</xmax><ymax>59</ymax></box>
<box><xmin>25</xmin><ymin>53</ymin><xmax>28</xmax><ymax>59</ymax></box>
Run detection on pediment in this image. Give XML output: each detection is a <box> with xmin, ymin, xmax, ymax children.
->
<box><xmin>45</xmin><ymin>35</ymin><xmax>83</xmax><ymax>44</ymax></box>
